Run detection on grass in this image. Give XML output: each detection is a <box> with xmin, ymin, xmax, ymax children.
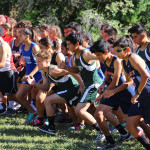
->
<box><xmin>0</xmin><ymin>113</ymin><xmax>145</xmax><ymax>150</ymax></box>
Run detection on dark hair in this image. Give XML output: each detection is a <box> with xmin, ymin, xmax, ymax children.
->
<box><xmin>39</xmin><ymin>38</ymin><xmax>53</xmax><ymax>48</ymax></box>
<box><xmin>104</xmin><ymin>26</ymin><xmax>118</xmax><ymax>36</ymax></box>
<box><xmin>101</xmin><ymin>24</ymin><xmax>113</xmax><ymax>30</ymax></box>
<box><xmin>15</xmin><ymin>20</ymin><xmax>32</xmax><ymax>28</ymax></box>
<box><xmin>90</xmin><ymin>39</ymin><xmax>110</xmax><ymax>53</ymax></box>
<box><xmin>32</xmin><ymin>26</ymin><xmax>41</xmax><ymax>37</ymax></box>
<box><xmin>40</xmin><ymin>24</ymin><xmax>49</xmax><ymax>31</ymax></box>
<box><xmin>65</xmin><ymin>22</ymin><xmax>83</xmax><ymax>33</ymax></box>
<box><xmin>113</xmin><ymin>35</ymin><xmax>136</xmax><ymax>52</ymax></box>
<box><xmin>65</xmin><ymin>32</ymin><xmax>83</xmax><ymax>45</ymax></box>
<box><xmin>82</xmin><ymin>30</ymin><xmax>93</xmax><ymax>46</ymax></box>
<box><xmin>128</xmin><ymin>24</ymin><xmax>147</xmax><ymax>35</ymax></box>
<box><xmin>20</xmin><ymin>28</ymin><xmax>33</xmax><ymax>39</ymax></box>
<box><xmin>107</xmin><ymin>36</ymin><xmax>118</xmax><ymax>45</ymax></box>
<box><xmin>61</xmin><ymin>41</ymin><xmax>67</xmax><ymax>48</ymax></box>
<box><xmin>0</xmin><ymin>26</ymin><xmax>4</xmax><ymax>36</ymax></box>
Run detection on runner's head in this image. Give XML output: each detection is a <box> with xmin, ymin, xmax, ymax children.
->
<box><xmin>90</xmin><ymin>39</ymin><xmax>110</xmax><ymax>63</ymax></box>
<box><xmin>35</xmin><ymin>50</ymin><xmax>52</xmax><ymax>70</ymax></box>
<box><xmin>113</xmin><ymin>35</ymin><xmax>135</xmax><ymax>59</ymax></box>
<box><xmin>39</xmin><ymin>37</ymin><xmax>53</xmax><ymax>53</ymax></box>
<box><xmin>128</xmin><ymin>24</ymin><xmax>147</xmax><ymax>45</ymax></box>
<box><xmin>65</xmin><ymin>32</ymin><xmax>83</xmax><ymax>52</ymax></box>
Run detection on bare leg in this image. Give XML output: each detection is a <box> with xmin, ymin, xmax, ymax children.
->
<box><xmin>16</xmin><ymin>84</ymin><xmax>35</xmax><ymax>113</ymax></box>
<box><xmin>75</xmin><ymin>102</ymin><xmax>96</xmax><ymax>126</ymax></box>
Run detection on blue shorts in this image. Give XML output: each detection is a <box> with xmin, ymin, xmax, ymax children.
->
<box><xmin>101</xmin><ymin>89</ymin><xmax>132</xmax><ymax>114</ymax></box>
<box><xmin>128</xmin><ymin>97</ymin><xmax>150</xmax><ymax>124</ymax></box>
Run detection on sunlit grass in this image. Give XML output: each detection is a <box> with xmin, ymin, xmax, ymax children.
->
<box><xmin>0</xmin><ymin>113</ymin><xmax>144</xmax><ymax>150</ymax></box>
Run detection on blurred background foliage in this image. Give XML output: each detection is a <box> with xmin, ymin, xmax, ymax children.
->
<box><xmin>0</xmin><ymin>0</ymin><xmax>150</xmax><ymax>40</ymax></box>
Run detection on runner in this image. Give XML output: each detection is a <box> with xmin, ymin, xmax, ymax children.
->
<box><xmin>113</xmin><ymin>35</ymin><xmax>150</xmax><ymax>149</ymax></box>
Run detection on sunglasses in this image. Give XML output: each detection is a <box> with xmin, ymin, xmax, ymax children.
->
<box><xmin>115</xmin><ymin>47</ymin><xmax>129</xmax><ymax>52</ymax></box>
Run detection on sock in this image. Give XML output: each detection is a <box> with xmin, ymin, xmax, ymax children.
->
<box><xmin>48</xmin><ymin>116</ymin><xmax>55</xmax><ymax>129</ymax></box>
<box><xmin>92</xmin><ymin>123</ymin><xmax>100</xmax><ymax>131</ymax></box>
<box><xmin>32</xmin><ymin>99</ymin><xmax>36</xmax><ymax>107</ymax></box>
<box><xmin>115</xmin><ymin>124</ymin><xmax>127</xmax><ymax>135</ymax></box>
<box><xmin>106</xmin><ymin>135</ymin><xmax>115</xmax><ymax>144</ymax></box>
<box><xmin>136</xmin><ymin>133</ymin><xmax>150</xmax><ymax>149</ymax></box>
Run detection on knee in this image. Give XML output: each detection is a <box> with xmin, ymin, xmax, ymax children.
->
<box><xmin>94</xmin><ymin>110</ymin><xmax>104</xmax><ymax>120</ymax></box>
<box><xmin>16</xmin><ymin>93</ymin><xmax>21</xmax><ymax>100</ymax></box>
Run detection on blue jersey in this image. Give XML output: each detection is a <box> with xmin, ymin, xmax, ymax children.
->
<box><xmin>104</xmin><ymin>56</ymin><xmax>125</xmax><ymax>86</ymax></box>
<box><xmin>123</xmin><ymin>53</ymin><xmax>150</xmax><ymax>102</ymax></box>
<box><xmin>22</xmin><ymin>42</ymin><xmax>42</xmax><ymax>82</ymax></box>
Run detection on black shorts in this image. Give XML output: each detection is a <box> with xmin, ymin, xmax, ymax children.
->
<box><xmin>101</xmin><ymin>89</ymin><xmax>132</xmax><ymax>114</ymax></box>
<box><xmin>0</xmin><ymin>69</ymin><xmax>18</xmax><ymax>96</ymax></box>
<box><xmin>128</xmin><ymin>98</ymin><xmax>150</xmax><ymax>124</ymax></box>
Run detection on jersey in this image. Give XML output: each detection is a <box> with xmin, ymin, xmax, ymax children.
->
<box><xmin>104</xmin><ymin>56</ymin><xmax>126</xmax><ymax>86</ymax></box>
<box><xmin>45</xmin><ymin>65</ymin><xmax>80</xmax><ymax>106</ymax></box>
<box><xmin>137</xmin><ymin>42</ymin><xmax>150</xmax><ymax>68</ymax></box>
<box><xmin>11</xmin><ymin>39</ymin><xmax>22</xmax><ymax>62</ymax></box>
<box><xmin>65</xmin><ymin>56</ymin><xmax>72</xmax><ymax>67</ymax></box>
<box><xmin>45</xmin><ymin>65</ymin><xmax>78</xmax><ymax>91</ymax></box>
<box><xmin>0</xmin><ymin>41</ymin><xmax>16</xmax><ymax>72</ymax></box>
<box><xmin>74</xmin><ymin>49</ymin><xmax>102</xmax><ymax>87</ymax></box>
<box><xmin>22</xmin><ymin>42</ymin><xmax>42</xmax><ymax>81</ymax></box>
<box><xmin>51</xmin><ymin>51</ymin><xmax>59</xmax><ymax>65</ymax></box>
<box><xmin>123</xmin><ymin>53</ymin><xmax>150</xmax><ymax>103</ymax></box>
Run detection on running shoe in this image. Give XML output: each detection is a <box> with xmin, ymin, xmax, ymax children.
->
<box><xmin>38</xmin><ymin>125</ymin><xmax>56</xmax><ymax>135</ymax></box>
<box><xmin>25</xmin><ymin>113</ymin><xmax>37</xmax><ymax>124</ymax></box>
<box><xmin>33</xmin><ymin>119</ymin><xmax>45</xmax><ymax>127</ymax></box>
<box><xmin>0</xmin><ymin>103</ymin><xmax>7</xmax><ymax>115</ymax></box>
<box><xmin>117</xmin><ymin>132</ymin><xmax>133</xmax><ymax>143</ymax></box>
<box><xmin>96</xmin><ymin>142</ymin><xmax>118</xmax><ymax>150</ymax></box>
<box><xmin>95</xmin><ymin>130</ymin><xmax>105</xmax><ymax>143</ymax></box>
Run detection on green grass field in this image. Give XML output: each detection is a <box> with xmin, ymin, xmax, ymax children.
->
<box><xmin>0</xmin><ymin>113</ymin><xmax>145</xmax><ymax>150</ymax></box>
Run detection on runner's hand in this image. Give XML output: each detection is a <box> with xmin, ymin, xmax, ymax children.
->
<box><xmin>131</xmin><ymin>94</ymin><xmax>139</xmax><ymax>104</ymax></box>
<box><xmin>97</xmin><ymin>84</ymin><xmax>105</xmax><ymax>94</ymax></box>
<box><xmin>78</xmin><ymin>85</ymin><xmax>85</xmax><ymax>95</ymax></box>
<box><xmin>27</xmin><ymin>76</ymin><xmax>36</xmax><ymax>86</ymax></box>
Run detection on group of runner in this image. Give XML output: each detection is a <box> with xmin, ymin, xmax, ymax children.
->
<box><xmin>0</xmin><ymin>14</ymin><xmax>150</xmax><ymax>150</ymax></box>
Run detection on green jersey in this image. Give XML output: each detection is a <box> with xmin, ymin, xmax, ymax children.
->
<box><xmin>74</xmin><ymin>49</ymin><xmax>102</xmax><ymax>87</ymax></box>
<box><xmin>45</xmin><ymin>65</ymin><xmax>79</xmax><ymax>91</ymax></box>
<box><xmin>137</xmin><ymin>42</ymin><xmax>150</xmax><ymax>68</ymax></box>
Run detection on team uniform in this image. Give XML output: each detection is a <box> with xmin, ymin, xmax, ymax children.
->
<box><xmin>21</xmin><ymin>42</ymin><xmax>42</xmax><ymax>84</ymax></box>
<box><xmin>0</xmin><ymin>41</ymin><xmax>18</xmax><ymax>96</ymax></box>
<box><xmin>101</xmin><ymin>56</ymin><xmax>132</xmax><ymax>114</ymax></box>
<box><xmin>11</xmin><ymin>39</ymin><xmax>22</xmax><ymax>63</ymax></box>
<box><xmin>45</xmin><ymin>65</ymin><xmax>80</xmax><ymax>106</ymax></box>
<box><xmin>74</xmin><ymin>49</ymin><xmax>102</xmax><ymax>104</ymax></box>
<box><xmin>137</xmin><ymin>42</ymin><xmax>150</xmax><ymax>68</ymax></box>
<box><xmin>65</xmin><ymin>56</ymin><xmax>72</xmax><ymax>67</ymax></box>
<box><xmin>123</xmin><ymin>53</ymin><xmax>150</xmax><ymax>124</ymax></box>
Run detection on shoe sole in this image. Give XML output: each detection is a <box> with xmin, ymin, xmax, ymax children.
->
<box><xmin>0</xmin><ymin>110</ymin><xmax>7</xmax><ymax>115</ymax></box>
<box><xmin>37</xmin><ymin>127</ymin><xmax>56</xmax><ymax>135</ymax></box>
<box><xmin>94</xmin><ymin>136</ymin><xmax>105</xmax><ymax>143</ymax></box>
<box><xmin>97</xmin><ymin>145</ymin><xmax>118</xmax><ymax>150</ymax></box>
